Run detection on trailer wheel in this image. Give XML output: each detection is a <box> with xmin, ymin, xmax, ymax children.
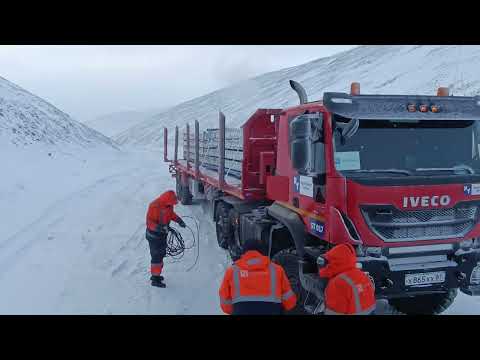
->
<box><xmin>272</xmin><ymin>249</ymin><xmax>308</xmax><ymax>315</ymax></box>
<box><xmin>175</xmin><ymin>173</ymin><xmax>183</xmax><ymax>200</ymax></box>
<box><xmin>215</xmin><ymin>202</ymin><xmax>232</xmax><ymax>250</ymax></box>
<box><xmin>180</xmin><ymin>185</ymin><xmax>193</xmax><ymax>205</ymax></box>
<box><xmin>176</xmin><ymin>174</ymin><xmax>192</xmax><ymax>205</ymax></box>
<box><xmin>388</xmin><ymin>289</ymin><xmax>457</xmax><ymax>315</ymax></box>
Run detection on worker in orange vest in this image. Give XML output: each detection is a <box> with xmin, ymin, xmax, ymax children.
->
<box><xmin>318</xmin><ymin>243</ymin><xmax>376</xmax><ymax>315</ymax></box>
<box><xmin>145</xmin><ymin>190</ymin><xmax>186</xmax><ymax>288</ymax></box>
<box><xmin>219</xmin><ymin>238</ymin><xmax>297</xmax><ymax>315</ymax></box>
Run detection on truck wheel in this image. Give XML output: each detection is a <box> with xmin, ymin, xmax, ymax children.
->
<box><xmin>215</xmin><ymin>202</ymin><xmax>232</xmax><ymax>250</ymax></box>
<box><xmin>388</xmin><ymin>289</ymin><xmax>457</xmax><ymax>315</ymax></box>
<box><xmin>272</xmin><ymin>249</ymin><xmax>308</xmax><ymax>315</ymax></box>
<box><xmin>175</xmin><ymin>173</ymin><xmax>182</xmax><ymax>200</ymax></box>
<box><xmin>180</xmin><ymin>185</ymin><xmax>193</xmax><ymax>205</ymax></box>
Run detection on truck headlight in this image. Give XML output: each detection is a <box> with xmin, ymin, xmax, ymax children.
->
<box><xmin>366</xmin><ymin>247</ymin><xmax>382</xmax><ymax>257</ymax></box>
<box><xmin>356</xmin><ymin>246</ymin><xmax>382</xmax><ymax>257</ymax></box>
<box><xmin>460</xmin><ymin>239</ymin><xmax>474</xmax><ymax>250</ymax></box>
<box><xmin>470</xmin><ymin>263</ymin><xmax>480</xmax><ymax>285</ymax></box>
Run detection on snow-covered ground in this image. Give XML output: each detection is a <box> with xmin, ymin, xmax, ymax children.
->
<box><xmin>0</xmin><ymin>143</ymin><xmax>230</xmax><ymax>314</ymax></box>
<box><xmin>0</xmin><ymin>141</ymin><xmax>478</xmax><ymax>314</ymax></box>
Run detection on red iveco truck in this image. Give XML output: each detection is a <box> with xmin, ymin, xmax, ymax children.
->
<box><xmin>164</xmin><ymin>81</ymin><xmax>480</xmax><ymax>314</ymax></box>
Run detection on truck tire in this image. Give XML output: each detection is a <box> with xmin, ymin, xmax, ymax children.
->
<box><xmin>180</xmin><ymin>185</ymin><xmax>193</xmax><ymax>205</ymax></box>
<box><xmin>215</xmin><ymin>202</ymin><xmax>232</xmax><ymax>250</ymax></box>
<box><xmin>388</xmin><ymin>289</ymin><xmax>457</xmax><ymax>315</ymax></box>
<box><xmin>175</xmin><ymin>173</ymin><xmax>182</xmax><ymax>199</ymax></box>
<box><xmin>272</xmin><ymin>249</ymin><xmax>308</xmax><ymax>315</ymax></box>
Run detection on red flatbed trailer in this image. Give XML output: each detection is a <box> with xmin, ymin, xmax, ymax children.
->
<box><xmin>164</xmin><ymin>81</ymin><xmax>480</xmax><ymax>315</ymax></box>
<box><xmin>166</xmin><ymin>108</ymin><xmax>282</xmax><ymax>202</ymax></box>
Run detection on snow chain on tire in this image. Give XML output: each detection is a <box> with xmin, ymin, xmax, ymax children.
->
<box><xmin>216</xmin><ymin>202</ymin><xmax>232</xmax><ymax>250</ymax></box>
<box><xmin>272</xmin><ymin>248</ymin><xmax>309</xmax><ymax>315</ymax></box>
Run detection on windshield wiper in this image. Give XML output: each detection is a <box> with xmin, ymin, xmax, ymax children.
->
<box><xmin>415</xmin><ymin>165</ymin><xmax>475</xmax><ymax>175</ymax></box>
<box><xmin>346</xmin><ymin>168</ymin><xmax>413</xmax><ymax>176</ymax></box>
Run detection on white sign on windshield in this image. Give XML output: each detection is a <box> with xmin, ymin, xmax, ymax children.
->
<box><xmin>334</xmin><ymin>151</ymin><xmax>361</xmax><ymax>170</ymax></box>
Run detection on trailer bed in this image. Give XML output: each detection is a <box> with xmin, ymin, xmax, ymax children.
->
<box><xmin>176</xmin><ymin>159</ymin><xmax>244</xmax><ymax>199</ymax></box>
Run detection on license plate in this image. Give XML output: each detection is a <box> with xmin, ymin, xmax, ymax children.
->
<box><xmin>405</xmin><ymin>271</ymin><xmax>446</xmax><ymax>286</ymax></box>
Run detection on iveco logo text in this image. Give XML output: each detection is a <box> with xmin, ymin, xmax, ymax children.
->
<box><xmin>402</xmin><ymin>195</ymin><xmax>451</xmax><ymax>208</ymax></box>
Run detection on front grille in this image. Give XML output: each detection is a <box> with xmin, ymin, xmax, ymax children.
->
<box><xmin>361</xmin><ymin>203</ymin><xmax>480</xmax><ymax>242</ymax></box>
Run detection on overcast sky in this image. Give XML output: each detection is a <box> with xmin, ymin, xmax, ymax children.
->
<box><xmin>0</xmin><ymin>45</ymin><xmax>356</xmax><ymax>122</ymax></box>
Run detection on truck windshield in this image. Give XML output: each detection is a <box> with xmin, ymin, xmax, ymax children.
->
<box><xmin>333</xmin><ymin>117</ymin><xmax>480</xmax><ymax>176</ymax></box>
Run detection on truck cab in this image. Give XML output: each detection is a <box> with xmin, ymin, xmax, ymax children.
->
<box><xmin>266</xmin><ymin>82</ymin><xmax>480</xmax><ymax>314</ymax></box>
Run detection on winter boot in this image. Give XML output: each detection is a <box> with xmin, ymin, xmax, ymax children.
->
<box><xmin>150</xmin><ymin>275</ymin><xmax>164</xmax><ymax>281</ymax></box>
<box><xmin>151</xmin><ymin>276</ymin><xmax>166</xmax><ymax>288</ymax></box>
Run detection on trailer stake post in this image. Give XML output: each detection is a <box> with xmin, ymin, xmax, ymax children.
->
<box><xmin>174</xmin><ymin>126</ymin><xmax>179</xmax><ymax>165</ymax></box>
<box><xmin>186</xmin><ymin>123</ymin><xmax>191</xmax><ymax>171</ymax></box>
<box><xmin>219</xmin><ymin>111</ymin><xmax>226</xmax><ymax>189</ymax></box>
<box><xmin>163</xmin><ymin>127</ymin><xmax>168</xmax><ymax>162</ymax></box>
<box><xmin>195</xmin><ymin>120</ymin><xmax>200</xmax><ymax>178</ymax></box>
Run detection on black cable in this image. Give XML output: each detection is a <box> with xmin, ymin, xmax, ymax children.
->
<box><xmin>165</xmin><ymin>226</ymin><xmax>193</xmax><ymax>261</ymax></box>
<box><xmin>163</xmin><ymin>216</ymin><xmax>200</xmax><ymax>270</ymax></box>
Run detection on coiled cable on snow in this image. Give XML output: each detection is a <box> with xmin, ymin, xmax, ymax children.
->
<box><xmin>165</xmin><ymin>215</ymin><xmax>200</xmax><ymax>271</ymax></box>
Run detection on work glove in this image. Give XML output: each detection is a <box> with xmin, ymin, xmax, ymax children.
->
<box><xmin>157</xmin><ymin>224</ymin><xmax>169</xmax><ymax>236</ymax></box>
<box><xmin>177</xmin><ymin>218</ymin><xmax>186</xmax><ymax>228</ymax></box>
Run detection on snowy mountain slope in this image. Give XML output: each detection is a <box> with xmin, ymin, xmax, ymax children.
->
<box><xmin>0</xmin><ymin>76</ymin><xmax>117</xmax><ymax>148</ymax></box>
<box><xmin>116</xmin><ymin>45</ymin><xmax>480</xmax><ymax>147</ymax></box>
<box><xmin>85</xmin><ymin>108</ymin><xmax>166</xmax><ymax>138</ymax></box>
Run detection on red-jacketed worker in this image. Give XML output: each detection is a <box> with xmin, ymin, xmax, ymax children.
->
<box><xmin>145</xmin><ymin>190</ymin><xmax>186</xmax><ymax>288</ymax></box>
<box><xmin>219</xmin><ymin>239</ymin><xmax>297</xmax><ymax>315</ymax></box>
<box><xmin>318</xmin><ymin>243</ymin><xmax>376</xmax><ymax>315</ymax></box>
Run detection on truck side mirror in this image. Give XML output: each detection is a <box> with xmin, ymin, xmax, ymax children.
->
<box><xmin>289</xmin><ymin>113</ymin><xmax>324</xmax><ymax>173</ymax></box>
<box><xmin>316</xmin><ymin>256</ymin><xmax>327</xmax><ymax>268</ymax></box>
<box><xmin>337</xmin><ymin>118</ymin><xmax>359</xmax><ymax>145</ymax></box>
<box><xmin>342</xmin><ymin>118</ymin><xmax>359</xmax><ymax>139</ymax></box>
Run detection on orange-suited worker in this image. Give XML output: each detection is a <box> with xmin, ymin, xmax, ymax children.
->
<box><xmin>145</xmin><ymin>190</ymin><xmax>186</xmax><ymax>288</ymax></box>
<box><xmin>219</xmin><ymin>238</ymin><xmax>297</xmax><ymax>315</ymax></box>
<box><xmin>318</xmin><ymin>243</ymin><xmax>376</xmax><ymax>315</ymax></box>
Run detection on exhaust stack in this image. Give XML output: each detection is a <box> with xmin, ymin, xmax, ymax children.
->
<box><xmin>289</xmin><ymin>80</ymin><xmax>308</xmax><ymax>105</ymax></box>
<box><xmin>437</xmin><ymin>87</ymin><xmax>450</xmax><ymax>96</ymax></box>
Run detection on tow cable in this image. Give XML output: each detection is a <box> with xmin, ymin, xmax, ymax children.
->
<box><xmin>164</xmin><ymin>215</ymin><xmax>200</xmax><ymax>272</ymax></box>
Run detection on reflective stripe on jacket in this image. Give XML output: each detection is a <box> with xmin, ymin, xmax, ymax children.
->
<box><xmin>320</xmin><ymin>244</ymin><xmax>376</xmax><ymax>315</ymax></box>
<box><xmin>219</xmin><ymin>250</ymin><xmax>296</xmax><ymax>315</ymax></box>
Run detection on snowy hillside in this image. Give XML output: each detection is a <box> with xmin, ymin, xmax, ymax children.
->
<box><xmin>86</xmin><ymin>108</ymin><xmax>166</xmax><ymax>138</ymax></box>
<box><xmin>116</xmin><ymin>45</ymin><xmax>480</xmax><ymax>147</ymax></box>
<box><xmin>0</xmin><ymin>76</ymin><xmax>117</xmax><ymax>148</ymax></box>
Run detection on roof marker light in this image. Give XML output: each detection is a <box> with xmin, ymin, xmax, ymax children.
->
<box><xmin>437</xmin><ymin>87</ymin><xmax>450</xmax><ymax>96</ymax></box>
<box><xmin>430</xmin><ymin>105</ymin><xmax>440</xmax><ymax>113</ymax></box>
<box><xmin>407</xmin><ymin>104</ymin><xmax>416</xmax><ymax>112</ymax></box>
<box><xmin>350</xmin><ymin>82</ymin><xmax>360</xmax><ymax>95</ymax></box>
<box><xmin>419</xmin><ymin>104</ymin><xmax>429</xmax><ymax>112</ymax></box>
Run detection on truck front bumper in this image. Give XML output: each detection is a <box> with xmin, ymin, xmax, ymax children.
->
<box><xmin>357</xmin><ymin>248</ymin><xmax>480</xmax><ymax>299</ymax></box>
